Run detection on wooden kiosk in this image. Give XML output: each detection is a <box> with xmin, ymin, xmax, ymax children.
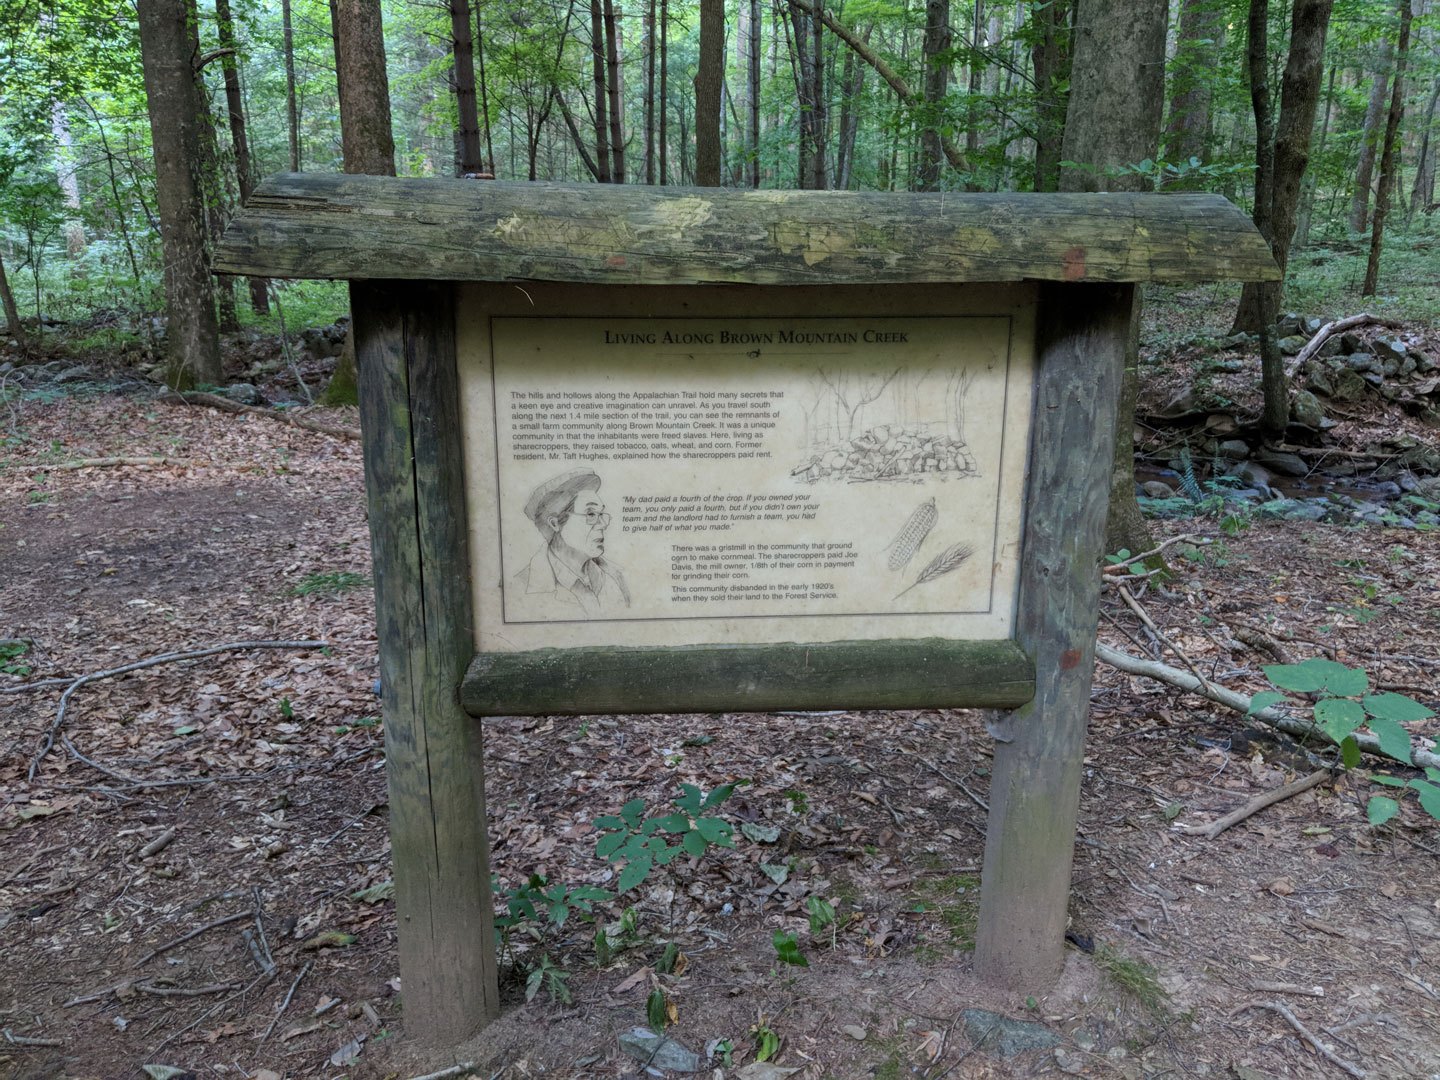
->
<box><xmin>217</xmin><ymin>175</ymin><xmax>1278</xmax><ymax>1045</ymax></box>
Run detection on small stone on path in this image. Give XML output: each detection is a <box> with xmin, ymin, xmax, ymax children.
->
<box><xmin>618</xmin><ymin>1027</ymin><xmax>703</xmax><ymax>1073</ymax></box>
<box><xmin>959</xmin><ymin>1008</ymin><xmax>1060</xmax><ymax>1058</ymax></box>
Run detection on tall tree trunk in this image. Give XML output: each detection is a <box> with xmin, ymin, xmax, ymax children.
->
<box><xmin>0</xmin><ymin>249</ymin><xmax>29</xmax><ymax>353</ymax></box>
<box><xmin>1293</xmin><ymin>61</ymin><xmax>1336</xmax><ymax>247</ymax></box>
<box><xmin>1058</xmin><ymin>0</ymin><xmax>1166</xmax><ymax>557</ymax></box>
<box><xmin>51</xmin><ymin>104</ymin><xmax>85</xmax><ymax>254</ymax></box>
<box><xmin>659</xmin><ymin>0</ymin><xmax>668</xmax><ymax>183</ymax></box>
<box><xmin>282</xmin><ymin>0</ymin><xmax>300</xmax><ymax>170</ymax></box>
<box><xmin>327</xmin><ymin>0</ymin><xmax>395</xmax><ymax>404</ymax></box>
<box><xmin>1029</xmin><ymin>0</ymin><xmax>1071</xmax><ymax>192</ymax></box>
<box><xmin>834</xmin><ymin>24</ymin><xmax>867</xmax><ymax>190</ymax></box>
<box><xmin>1163</xmin><ymin>0</ymin><xmax>1223</xmax><ymax>185</ymax></box>
<box><xmin>644</xmin><ymin>0</ymin><xmax>656</xmax><ymax>182</ymax></box>
<box><xmin>215</xmin><ymin>0</ymin><xmax>269</xmax><ymax>314</ymax></box>
<box><xmin>790</xmin><ymin>0</ymin><xmax>827</xmax><ymax>188</ymax></box>
<box><xmin>1231</xmin><ymin>0</ymin><xmax>1335</xmax><ymax>378</ymax></box>
<box><xmin>589</xmin><ymin>0</ymin><xmax>612</xmax><ymax>181</ymax></box>
<box><xmin>916</xmin><ymin>0</ymin><xmax>950</xmax><ymax>190</ymax></box>
<box><xmin>1363</xmin><ymin>0</ymin><xmax>1413</xmax><ymax>296</ymax></box>
<box><xmin>476</xmin><ymin>7</ymin><xmax>494</xmax><ymax>172</ymax></box>
<box><xmin>748</xmin><ymin>0</ymin><xmax>761</xmax><ymax>185</ymax></box>
<box><xmin>965</xmin><ymin>0</ymin><xmax>983</xmax><ymax>161</ymax></box>
<box><xmin>695</xmin><ymin>0</ymin><xmax>724</xmax><ymax>184</ymax></box>
<box><xmin>137</xmin><ymin>0</ymin><xmax>222</xmax><ymax>389</ymax></box>
<box><xmin>449</xmin><ymin>0</ymin><xmax>485</xmax><ymax>175</ymax></box>
<box><xmin>604</xmin><ymin>0</ymin><xmax>626</xmax><ymax>182</ymax></box>
<box><xmin>735</xmin><ymin>0</ymin><xmax>755</xmax><ymax>185</ymax></box>
<box><xmin>1349</xmin><ymin>42</ymin><xmax>1392</xmax><ymax>234</ymax></box>
<box><xmin>1408</xmin><ymin>76</ymin><xmax>1440</xmax><ymax>221</ymax></box>
<box><xmin>200</xmin><ymin>102</ymin><xmax>239</xmax><ymax>334</ymax></box>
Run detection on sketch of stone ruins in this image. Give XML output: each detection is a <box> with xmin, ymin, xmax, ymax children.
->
<box><xmin>790</xmin><ymin>365</ymin><xmax>979</xmax><ymax>484</ymax></box>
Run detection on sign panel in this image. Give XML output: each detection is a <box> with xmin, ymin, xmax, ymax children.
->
<box><xmin>459</xmin><ymin>287</ymin><xmax>1035</xmax><ymax>652</ymax></box>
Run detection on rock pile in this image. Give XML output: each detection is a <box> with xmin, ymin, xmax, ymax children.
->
<box><xmin>299</xmin><ymin>317</ymin><xmax>350</xmax><ymax>360</ymax></box>
<box><xmin>791</xmin><ymin>425</ymin><xmax>978</xmax><ymax>483</ymax></box>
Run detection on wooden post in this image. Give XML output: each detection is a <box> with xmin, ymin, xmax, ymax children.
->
<box><xmin>974</xmin><ymin>282</ymin><xmax>1132</xmax><ymax>989</ymax></box>
<box><xmin>352</xmin><ymin>280</ymin><xmax>499</xmax><ymax>1042</ymax></box>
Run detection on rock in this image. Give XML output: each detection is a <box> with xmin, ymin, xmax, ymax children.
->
<box><xmin>1317</xmin><ymin>335</ymin><xmax>1343</xmax><ymax>358</ymax></box>
<box><xmin>1257</xmin><ymin>498</ymin><xmax>1328</xmax><ymax>522</ymax></box>
<box><xmin>1414</xmin><ymin>476</ymin><xmax>1440</xmax><ymax>498</ymax></box>
<box><xmin>1345</xmin><ymin>353</ymin><xmax>1379</xmax><ymax>373</ymax></box>
<box><xmin>618</xmin><ymin>1028</ymin><xmax>703</xmax><ymax>1073</ymax></box>
<box><xmin>1363</xmin><ymin>371</ymin><xmax>1385</xmax><ymax>386</ymax></box>
<box><xmin>1330</xmin><ymin>368</ymin><xmax>1368</xmax><ymax>401</ymax></box>
<box><xmin>1277</xmin><ymin>335</ymin><xmax>1309</xmax><ymax>356</ymax></box>
<box><xmin>960</xmin><ymin>1009</ymin><xmax>1061</xmax><ymax>1058</ymax></box>
<box><xmin>1224</xmin><ymin>487</ymin><xmax>1265</xmax><ymax>503</ymax></box>
<box><xmin>1141</xmin><ymin>481</ymin><xmax>1176</xmax><ymax>499</ymax></box>
<box><xmin>1205</xmin><ymin>413</ymin><xmax>1239</xmax><ymax>435</ymax></box>
<box><xmin>1305</xmin><ymin>367</ymin><xmax>1335</xmax><ymax>396</ymax></box>
<box><xmin>1382</xmin><ymin>356</ymin><xmax>1401</xmax><ymax>377</ymax></box>
<box><xmin>1053</xmin><ymin>1047</ymin><xmax>1087</xmax><ymax>1074</ymax></box>
<box><xmin>1209</xmin><ymin>357</ymin><xmax>1248</xmax><ymax>373</ymax></box>
<box><xmin>1221</xmin><ymin>332</ymin><xmax>1253</xmax><ymax>349</ymax></box>
<box><xmin>1157</xmin><ymin>386</ymin><xmax>1201</xmax><ymax>418</ymax></box>
<box><xmin>1398</xmin><ymin>445</ymin><xmax>1440</xmax><ymax>473</ymax></box>
<box><xmin>1230</xmin><ymin>461</ymin><xmax>1273</xmax><ymax>492</ymax></box>
<box><xmin>223</xmin><ymin>383</ymin><xmax>263</xmax><ymax>405</ymax></box>
<box><xmin>1254</xmin><ymin>449</ymin><xmax>1308</xmax><ymax>477</ymax></box>
<box><xmin>1290</xmin><ymin>390</ymin><xmax>1325</xmax><ymax>428</ymax></box>
<box><xmin>1400</xmin><ymin>357</ymin><xmax>1417</xmax><ymax>377</ymax></box>
<box><xmin>1416</xmin><ymin>353</ymin><xmax>1436</xmax><ymax>374</ymax></box>
<box><xmin>1275</xmin><ymin>313</ymin><xmax>1302</xmax><ymax>337</ymax></box>
<box><xmin>1374</xmin><ymin>336</ymin><xmax>1408</xmax><ymax>363</ymax></box>
<box><xmin>1216</xmin><ymin>439</ymin><xmax>1250</xmax><ymax>461</ymax></box>
<box><xmin>735</xmin><ymin>1065</ymin><xmax>802</xmax><ymax>1080</ymax></box>
<box><xmin>54</xmin><ymin>365</ymin><xmax>91</xmax><ymax>383</ymax></box>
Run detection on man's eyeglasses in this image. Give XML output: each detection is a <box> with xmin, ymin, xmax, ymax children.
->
<box><xmin>563</xmin><ymin>507</ymin><xmax>610</xmax><ymax>528</ymax></box>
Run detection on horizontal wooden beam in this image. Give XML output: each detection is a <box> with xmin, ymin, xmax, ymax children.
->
<box><xmin>215</xmin><ymin>173</ymin><xmax>1280</xmax><ymax>286</ymax></box>
<box><xmin>461</xmin><ymin>638</ymin><xmax>1035</xmax><ymax>716</ymax></box>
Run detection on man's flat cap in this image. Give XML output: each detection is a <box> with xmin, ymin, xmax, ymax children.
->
<box><xmin>523</xmin><ymin>467</ymin><xmax>602</xmax><ymax>524</ymax></box>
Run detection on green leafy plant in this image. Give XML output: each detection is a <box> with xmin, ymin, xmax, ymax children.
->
<box><xmin>806</xmin><ymin>895</ymin><xmax>836</xmax><ymax>939</ymax></box>
<box><xmin>772</xmin><ymin>930</ymin><xmax>808</xmax><ymax>967</ymax></box>
<box><xmin>494</xmin><ymin>873</ymin><xmax>612</xmax><ymax>934</ymax></box>
<box><xmin>646</xmin><ymin>987</ymin><xmax>669</xmax><ymax>1033</ymax></box>
<box><xmin>594</xmin><ymin>783</ymin><xmax>736</xmax><ymax>893</ymax></box>
<box><xmin>0</xmin><ymin>639</ymin><xmax>32</xmax><ymax>677</ymax></box>
<box><xmin>1254</xmin><ymin>658</ymin><xmax>1436</xmax><ymax>823</ymax></box>
<box><xmin>751</xmin><ymin>1020</ymin><xmax>781</xmax><ymax>1062</ymax></box>
<box><xmin>524</xmin><ymin>953</ymin><xmax>571</xmax><ymax>1004</ymax></box>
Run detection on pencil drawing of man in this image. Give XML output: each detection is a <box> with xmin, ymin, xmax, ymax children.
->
<box><xmin>511</xmin><ymin>467</ymin><xmax>630</xmax><ymax>618</ymax></box>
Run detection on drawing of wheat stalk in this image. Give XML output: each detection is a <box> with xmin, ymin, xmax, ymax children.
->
<box><xmin>895</xmin><ymin>542</ymin><xmax>974</xmax><ymax>599</ymax></box>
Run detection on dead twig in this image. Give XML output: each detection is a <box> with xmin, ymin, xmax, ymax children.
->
<box><xmin>919</xmin><ymin>758</ymin><xmax>989</xmax><ymax>812</ymax></box>
<box><xmin>1101</xmin><ymin>533</ymin><xmax>1207</xmax><ymax>574</ymax></box>
<box><xmin>1230</xmin><ymin>1000</ymin><xmax>1366</xmax><ymax>1079</ymax></box>
<box><xmin>22</xmin><ymin>640</ymin><xmax>326</xmax><ymax>779</ymax></box>
<box><xmin>260</xmin><ymin>960</ymin><xmax>312</xmax><ymax>1044</ymax></box>
<box><xmin>1096</xmin><ymin>642</ymin><xmax>1440</xmax><ymax>769</ymax></box>
<box><xmin>137</xmin><ymin>911</ymin><xmax>251</xmax><ymax>966</ymax></box>
<box><xmin>3</xmin><ymin>1028</ymin><xmax>64</xmax><ymax>1047</ymax></box>
<box><xmin>400</xmin><ymin>1065</ymin><xmax>479</xmax><ymax>1080</ymax></box>
<box><xmin>1173</xmin><ymin>769</ymin><xmax>1330</xmax><ymax>839</ymax></box>
<box><xmin>52</xmin><ymin>456</ymin><xmax>190</xmax><ymax>470</ymax></box>
<box><xmin>136</xmin><ymin>981</ymin><xmax>241</xmax><ymax>997</ymax></box>
<box><xmin>138</xmin><ymin>827</ymin><xmax>177</xmax><ymax>859</ymax></box>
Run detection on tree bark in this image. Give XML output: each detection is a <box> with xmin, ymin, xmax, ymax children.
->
<box><xmin>589</xmin><ymin>0</ymin><xmax>612</xmax><ymax>182</ymax></box>
<box><xmin>136</xmin><ymin>0</ymin><xmax>222</xmax><ymax>389</ymax></box>
<box><xmin>1409</xmin><ymin>76</ymin><xmax>1440</xmax><ymax>221</ymax></box>
<box><xmin>282</xmin><ymin>0</ymin><xmax>300</xmax><ymax>170</ymax></box>
<box><xmin>695</xmin><ymin>0</ymin><xmax>724</xmax><ymax>185</ymax></box>
<box><xmin>1057</xmin><ymin>0</ymin><xmax>1167</xmax><ymax>557</ymax></box>
<box><xmin>644</xmin><ymin>0</ymin><xmax>656</xmax><ymax>183</ymax></box>
<box><xmin>659</xmin><ymin>0</ymin><xmax>668</xmax><ymax>183</ymax></box>
<box><xmin>1163</xmin><ymin>0</ymin><xmax>1223</xmax><ymax>185</ymax></box>
<box><xmin>449</xmin><ymin>0</ymin><xmax>485</xmax><ymax>175</ymax></box>
<box><xmin>1349</xmin><ymin>41</ymin><xmax>1392</xmax><ymax>234</ymax></box>
<box><xmin>0</xmin><ymin>249</ymin><xmax>28</xmax><ymax>353</ymax></box>
<box><xmin>965</xmin><ymin>0</ymin><xmax>983</xmax><ymax>161</ymax></box>
<box><xmin>1292</xmin><ymin>61</ymin><xmax>1336</xmax><ymax>248</ymax></box>
<box><xmin>790</xmin><ymin>0</ymin><xmax>828</xmax><ymax>188</ymax></box>
<box><xmin>916</xmin><ymin>0</ymin><xmax>950</xmax><ymax>190</ymax></box>
<box><xmin>327</xmin><ymin>0</ymin><xmax>396</xmax><ymax>405</ymax></box>
<box><xmin>1363</xmin><ymin>0</ymin><xmax>1413</xmax><ymax>296</ymax></box>
<box><xmin>1029</xmin><ymin>0</ymin><xmax>1071</xmax><ymax>192</ymax></box>
<box><xmin>215</xmin><ymin>0</ymin><xmax>269</xmax><ymax>314</ymax></box>
<box><xmin>604</xmin><ymin>0</ymin><xmax>626</xmax><ymax>182</ymax></box>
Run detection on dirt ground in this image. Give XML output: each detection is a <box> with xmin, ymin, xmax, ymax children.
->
<box><xmin>3</xmin><ymin>388</ymin><xmax>1440</xmax><ymax>1080</ymax></box>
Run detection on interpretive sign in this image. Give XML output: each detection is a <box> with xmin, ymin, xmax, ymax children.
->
<box><xmin>459</xmin><ymin>287</ymin><xmax>1035</xmax><ymax>653</ymax></box>
<box><xmin>216</xmin><ymin>173</ymin><xmax>1281</xmax><ymax>1046</ymax></box>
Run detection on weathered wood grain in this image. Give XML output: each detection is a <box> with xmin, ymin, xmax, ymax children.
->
<box><xmin>216</xmin><ymin>173</ymin><xmax>1280</xmax><ymax>286</ymax></box>
<box><xmin>461</xmin><ymin>638</ymin><xmax>1035</xmax><ymax>716</ymax></box>
<box><xmin>973</xmin><ymin>282</ymin><xmax>1132</xmax><ymax>990</ymax></box>
<box><xmin>352</xmin><ymin>280</ymin><xmax>499</xmax><ymax>1043</ymax></box>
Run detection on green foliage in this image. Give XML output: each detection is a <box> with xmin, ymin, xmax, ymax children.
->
<box><xmin>751</xmin><ymin>1020</ymin><xmax>781</xmax><ymax>1062</ymax></box>
<box><xmin>524</xmin><ymin>953</ymin><xmax>571</xmax><ymax>1004</ymax></box>
<box><xmin>806</xmin><ymin>895</ymin><xmax>836</xmax><ymax>936</ymax></box>
<box><xmin>291</xmin><ymin>570</ymin><xmax>370</xmax><ymax>596</ymax></box>
<box><xmin>1257</xmin><ymin>658</ymin><xmax>1438</xmax><ymax>824</ymax></box>
<box><xmin>494</xmin><ymin>872</ymin><xmax>612</xmax><ymax>934</ymax></box>
<box><xmin>646</xmin><ymin>987</ymin><xmax>669</xmax><ymax>1032</ymax></box>
<box><xmin>0</xmin><ymin>639</ymin><xmax>32</xmax><ymax>677</ymax></box>
<box><xmin>593</xmin><ymin>783</ymin><xmax>735</xmax><ymax>893</ymax></box>
<box><xmin>1094</xmin><ymin>945</ymin><xmax>1169</xmax><ymax>1017</ymax></box>
<box><xmin>772</xmin><ymin>929</ymin><xmax>808</xmax><ymax>967</ymax></box>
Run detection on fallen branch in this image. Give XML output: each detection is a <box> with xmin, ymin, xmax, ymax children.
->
<box><xmin>1102</xmin><ymin>533</ymin><xmax>1207</xmax><ymax>574</ymax></box>
<box><xmin>1173</xmin><ymin>769</ymin><xmax>1329</xmax><ymax>839</ymax></box>
<box><xmin>137</xmin><ymin>911</ymin><xmax>251</xmax><ymax>966</ymax></box>
<box><xmin>161</xmin><ymin>389</ymin><xmax>360</xmax><ymax>440</ymax></box>
<box><xmin>53</xmin><ymin>456</ymin><xmax>191</xmax><ymax>470</ymax></box>
<box><xmin>1230</xmin><ymin>1001</ymin><xmax>1366</xmax><ymax>1079</ymax></box>
<box><xmin>22</xmin><ymin>639</ymin><xmax>326</xmax><ymax>779</ymax></box>
<box><xmin>1285</xmin><ymin>312</ymin><xmax>1403</xmax><ymax>378</ymax></box>
<box><xmin>260</xmin><ymin>961</ymin><xmax>312</xmax><ymax>1044</ymax></box>
<box><xmin>136</xmin><ymin>981</ymin><xmax>241</xmax><ymax>997</ymax></box>
<box><xmin>3</xmin><ymin>1028</ymin><xmax>63</xmax><ymax>1048</ymax></box>
<box><xmin>138</xmin><ymin>827</ymin><xmax>178</xmax><ymax>859</ymax></box>
<box><xmin>401</xmin><ymin>1065</ymin><xmax>479</xmax><ymax>1080</ymax></box>
<box><xmin>1095</xmin><ymin>642</ymin><xmax>1440</xmax><ymax>770</ymax></box>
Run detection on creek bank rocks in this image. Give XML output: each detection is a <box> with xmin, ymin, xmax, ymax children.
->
<box><xmin>299</xmin><ymin>317</ymin><xmax>350</xmax><ymax>360</ymax></box>
<box><xmin>792</xmin><ymin>425</ymin><xmax>978</xmax><ymax>484</ymax></box>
